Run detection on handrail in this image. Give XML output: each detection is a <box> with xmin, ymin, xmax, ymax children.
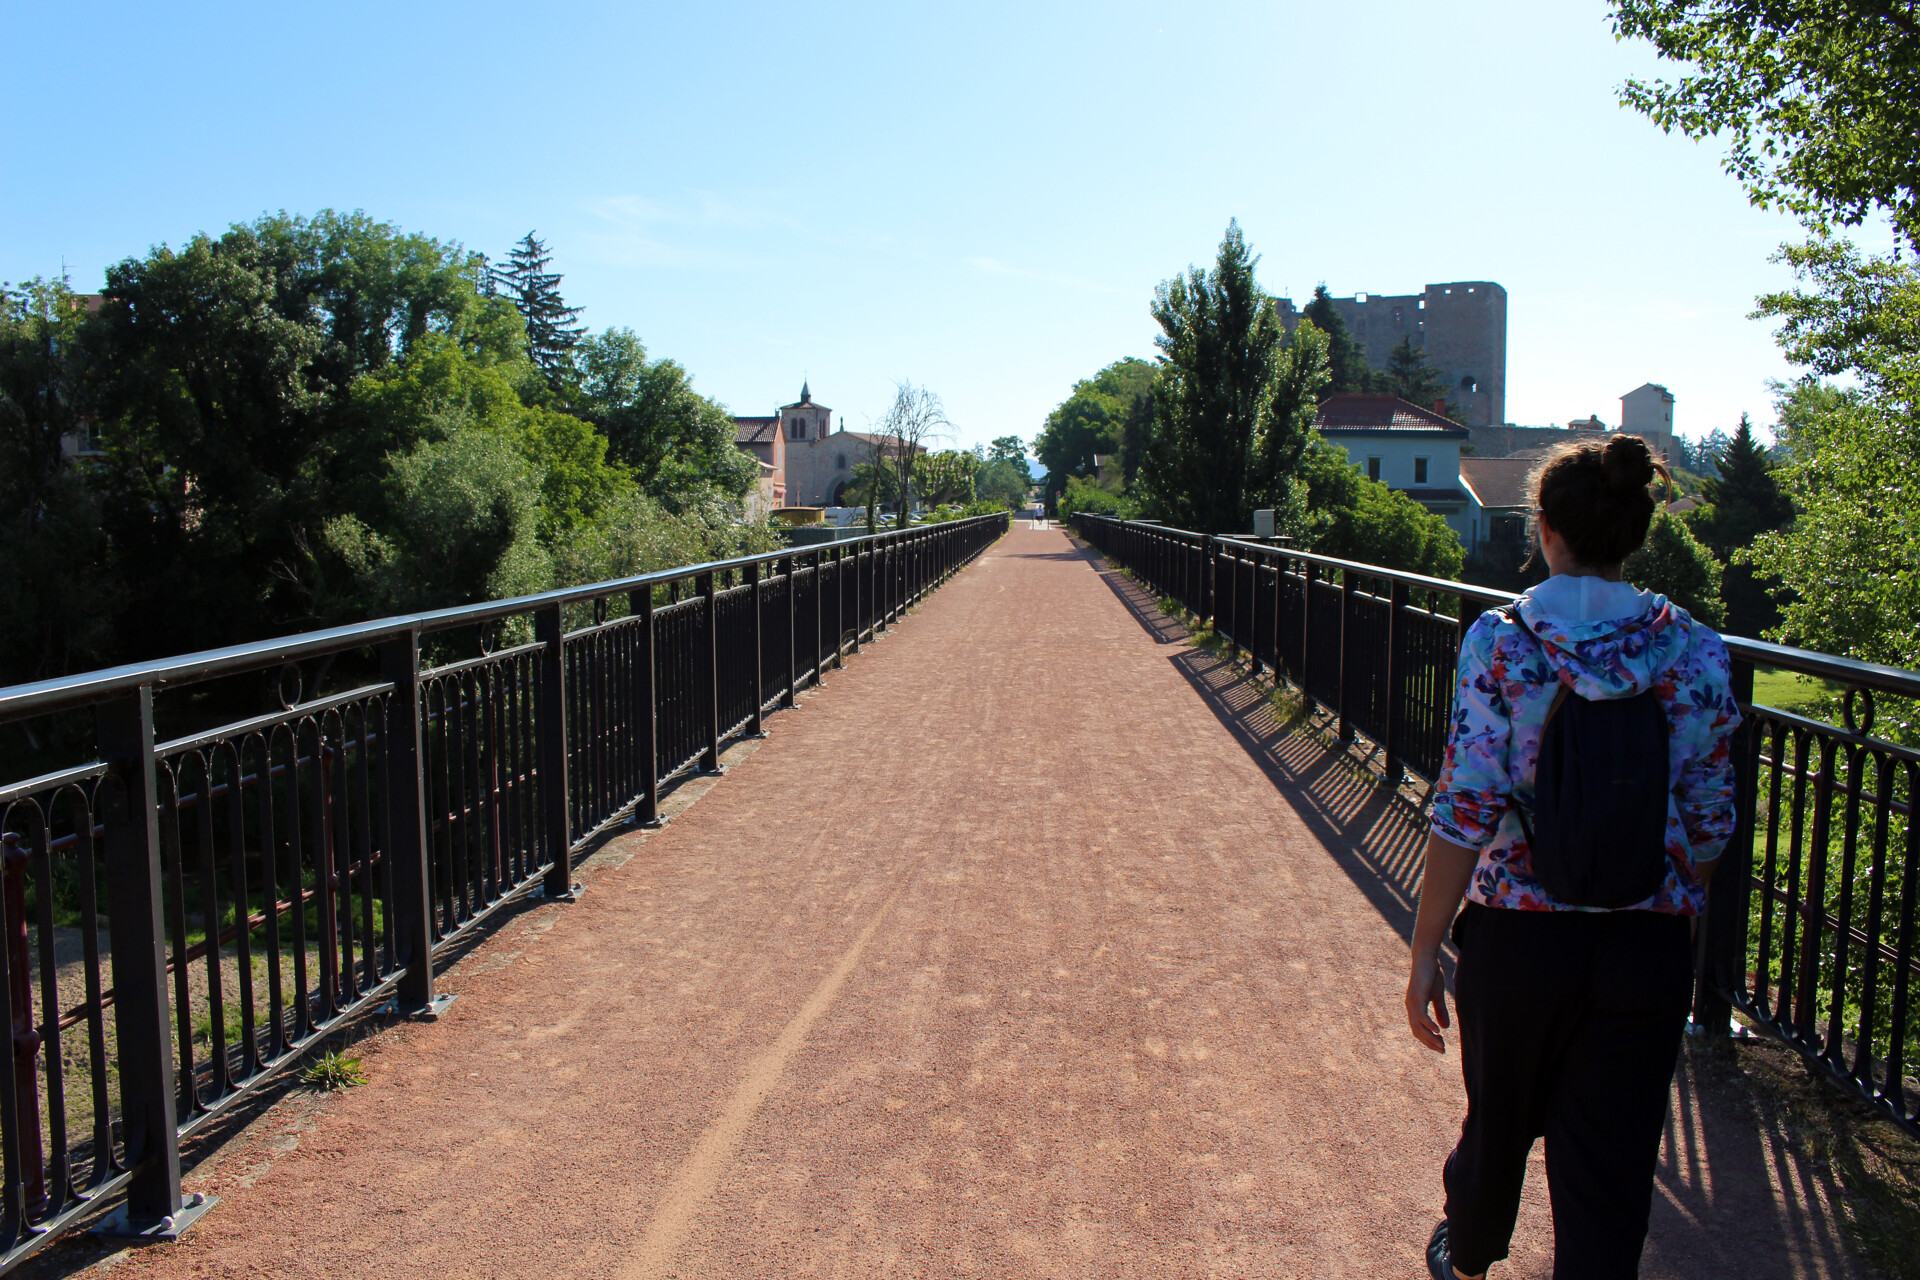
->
<box><xmin>0</xmin><ymin>515</ymin><xmax>1002</xmax><ymax>722</ymax></box>
<box><xmin>1095</xmin><ymin>515</ymin><xmax>1920</xmax><ymax>700</ymax></box>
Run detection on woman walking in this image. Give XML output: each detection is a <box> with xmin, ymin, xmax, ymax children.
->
<box><xmin>1406</xmin><ymin>435</ymin><xmax>1741</xmax><ymax>1279</ymax></box>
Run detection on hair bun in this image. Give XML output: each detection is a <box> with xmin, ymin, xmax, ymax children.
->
<box><xmin>1602</xmin><ymin>434</ymin><xmax>1656</xmax><ymax>493</ymax></box>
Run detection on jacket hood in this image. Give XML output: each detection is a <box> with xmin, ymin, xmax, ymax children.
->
<box><xmin>1511</xmin><ymin>574</ymin><xmax>1693</xmax><ymax>700</ymax></box>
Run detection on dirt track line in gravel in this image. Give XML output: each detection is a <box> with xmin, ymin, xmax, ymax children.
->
<box><xmin>621</xmin><ymin>869</ymin><xmax>917</xmax><ymax>1280</ymax></box>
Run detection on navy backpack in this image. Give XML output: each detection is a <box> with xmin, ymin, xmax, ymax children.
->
<box><xmin>1504</xmin><ymin>607</ymin><xmax>1672</xmax><ymax>909</ymax></box>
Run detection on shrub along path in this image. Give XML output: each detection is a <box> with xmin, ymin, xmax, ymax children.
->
<box><xmin>94</xmin><ymin>526</ymin><xmax>1864</xmax><ymax>1279</ymax></box>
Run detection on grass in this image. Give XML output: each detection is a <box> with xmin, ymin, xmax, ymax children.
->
<box><xmin>1751</xmin><ymin>666</ymin><xmax>1846</xmax><ymax>715</ymax></box>
<box><xmin>299</xmin><ymin>1050</ymin><xmax>367</xmax><ymax>1092</ymax></box>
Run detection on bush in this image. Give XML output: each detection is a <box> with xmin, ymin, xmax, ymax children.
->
<box><xmin>1056</xmin><ymin>473</ymin><xmax>1134</xmax><ymax>522</ymax></box>
<box><xmin>1626</xmin><ymin>510</ymin><xmax>1725</xmax><ymax>626</ymax></box>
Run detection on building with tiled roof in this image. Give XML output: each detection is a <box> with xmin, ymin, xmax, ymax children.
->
<box><xmin>733</xmin><ymin>384</ymin><xmax>931</xmax><ymax>512</ymax></box>
<box><xmin>1457</xmin><ymin>456</ymin><xmax>1537</xmax><ymax>565</ymax></box>
<box><xmin>1314</xmin><ymin>393</ymin><xmax>1470</xmax><ymax>540</ymax></box>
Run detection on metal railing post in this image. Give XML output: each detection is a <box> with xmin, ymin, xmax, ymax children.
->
<box><xmin>1382</xmin><ymin>580</ymin><xmax>1408</xmax><ymax>781</ymax></box>
<box><xmin>534</xmin><ymin>604</ymin><xmax>574</xmax><ymax>898</ymax></box>
<box><xmin>1696</xmin><ymin>657</ymin><xmax>1758</xmax><ymax>1032</ymax></box>
<box><xmin>1299</xmin><ymin>561</ymin><xmax>1315</xmax><ymax>698</ymax></box>
<box><xmin>748</xmin><ymin>560</ymin><xmax>765</xmax><ymax>734</ymax></box>
<box><xmin>633</xmin><ymin>588</ymin><xmax>662</xmax><ymax>825</ymax></box>
<box><xmin>1224</xmin><ymin>544</ymin><xmax>1240</xmax><ymax>658</ymax></box>
<box><xmin>94</xmin><ymin>688</ymin><xmax>187</xmax><ymax>1230</ymax></box>
<box><xmin>1337</xmin><ymin>569</ymin><xmax>1356</xmax><ymax>742</ymax></box>
<box><xmin>812</xmin><ymin>551</ymin><xmax>827</xmax><ymax>686</ymax></box>
<box><xmin>834</xmin><ymin>546</ymin><xmax>846</xmax><ymax>669</ymax></box>
<box><xmin>380</xmin><ymin>631</ymin><xmax>443</xmax><ymax>1015</ymax></box>
<box><xmin>699</xmin><ymin>571</ymin><xmax>721</xmax><ymax>773</ymax></box>
<box><xmin>782</xmin><ymin>556</ymin><xmax>797</xmax><ymax>707</ymax></box>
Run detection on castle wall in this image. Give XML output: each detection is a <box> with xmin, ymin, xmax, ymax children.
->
<box><xmin>1281</xmin><ymin>281</ymin><xmax>1507</xmax><ymax>429</ymax></box>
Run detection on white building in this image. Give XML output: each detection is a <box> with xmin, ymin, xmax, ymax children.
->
<box><xmin>1313</xmin><ymin>394</ymin><xmax>1472</xmax><ymax>543</ymax></box>
<box><xmin>1620</xmin><ymin>383</ymin><xmax>1677</xmax><ymax>463</ymax></box>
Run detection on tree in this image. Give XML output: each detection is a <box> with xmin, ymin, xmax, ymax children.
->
<box><xmin>977</xmin><ymin>437</ymin><xmax>1030</xmax><ymax>509</ymax></box>
<box><xmin>0</xmin><ymin>279</ymin><xmax>112</xmax><ymax>688</ymax></box>
<box><xmin>1614</xmin><ymin>0</ymin><xmax>1920</xmax><ymax>250</ymax></box>
<box><xmin>1138</xmin><ymin>221</ymin><xmax>1288</xmax><ymax>533</ymax></box>
<box><xmin>1301</xmin><ymin>285</ymin><xmax>1375</xmax><ymax>394</ymax></box>
<box><xmin>1626</xmin><ymin>511</ymin><xmax>1725</xmax><ymax>626</ymax></box>
<box><xmin>1379</xmin><ymin>336</ymin><xmax>1454</xmax><ymax>416</ymax></box>
<box><xmin>496</xmin><ymin>232</ymin><xmax>585</xmax><ymax>392</ymax></box>
<box><xmin>1033</xmin><ymin>357</ymin><xmax>1155</xmax><ymax>506</ymax></box>
<box><xmin>89</xmin><ymin>212</ymin><xmax>505</xmax><ymax>654</ymax></box>
<box><xmin>1687</xmin><ymin>413</ymin><xmax>1795</xmax><ymax>636</ymax></box>
<box><xmin>574</xmin><ymin>328</ymin><xmax>757</xmax><ymax>504</ymax></box>
<box><xmin>915</xmin><ymin>449</ymin><xmax>978</xmax><ymax>506</ymax></box>
<box><xmin>874</xmin><ymin>381</ymin><xmax>948</xmax><ymax>528</ymax></box>
<box><xmin>1296</xmin><ymin>439</ymin><xmax>1464</xmax><ymax>578</ymax></box>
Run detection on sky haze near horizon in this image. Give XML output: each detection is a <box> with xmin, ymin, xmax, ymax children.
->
<box><xmin>3</xmin><ymin>1</ymin><xmax>1833</xmax><ymax>454</ymax></box>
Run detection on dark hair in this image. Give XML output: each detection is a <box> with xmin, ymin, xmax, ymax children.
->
<box><xmin>1530</xmin><ymin>434</ymin><xmax>1668</xmax><ymax>568</ymax></box>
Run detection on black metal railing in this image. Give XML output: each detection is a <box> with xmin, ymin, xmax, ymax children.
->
<box><xmin>1073</xmin><ymin>512</ymin><xmax>1920</xmax><ymax>1138</ymax></box>
<box><xmin>0</xmin><ymin>512</ymin><xmax>1006</xmax><ymax>1269</ymax></box>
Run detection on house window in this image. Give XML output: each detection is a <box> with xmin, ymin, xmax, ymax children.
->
<box><xmin>1414</xmin><ymin>456</ymin><xmax>1429</xmax><ymax>484</ymax></box>
<box><xmin>1367</xmin><ymin>456</ymin><xmax>1382</xmax><ymax>482</ymax></box>
<box><xmin>836</xmin><ymin>453</ymin><xmax>848</xmax><ymax>470</ymax></box>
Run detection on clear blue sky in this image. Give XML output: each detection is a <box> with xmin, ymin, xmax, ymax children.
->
<box><xmin>3</xmin><ymin>1</ymin><xmax>1821</xmax><ymax>454</ymax></box>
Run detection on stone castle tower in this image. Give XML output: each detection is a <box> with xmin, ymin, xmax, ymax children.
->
<box><xmin>1278</xmin><ymin>281</ymin><xmax>1508</xmax><ymax>428</ymax></box>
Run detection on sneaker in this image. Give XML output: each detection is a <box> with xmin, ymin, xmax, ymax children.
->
<box><xmin>1427</xmin><ymin>1220</ymin><xmax>1455</xmax><ymax>1280</ymax></box>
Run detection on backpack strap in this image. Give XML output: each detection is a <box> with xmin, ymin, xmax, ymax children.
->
<box><xmin>1496</xmin><ymin>602</ymin><xmax>1571</xmax><ymax>852</ymax></box>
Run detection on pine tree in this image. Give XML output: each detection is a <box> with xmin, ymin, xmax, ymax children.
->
<box><xmin>496</xmin><ymin>232</ymin><xmax>585</xmax><ymax>391</ymax></box>
<box><xmin>1381</xmin><ymin>335</ymin><xmax>1454</xmax><ymax>416</ymax></box>
<box><xmin>1697</xmin><ymin>414</ymin><xmax>1794</xmax><ymax>554</ymax></box>
<box><xmin>1301</xmin><ymin>285</ymin><xmax>1375</xmax><ymax>394</ymax></box>
<box><xmin>1691</xmin><ymin>412</ymin><xmax>1795</xmax><ymax>637</ymax></box>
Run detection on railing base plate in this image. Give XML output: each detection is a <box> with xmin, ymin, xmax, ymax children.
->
<box><xmin>384</xmin><ymin>993</ymin><xmax>457</xmax><ymax>1021</ymax></box>
<box><xmin>92</xmin><ymin>1192</ymin><xmax>218</xmax><ymax>1242</ymax></box>
<box><xmin>536</xmin><ymin>882</ymin><xmax>587</xmax><ymax>902</ymax></box>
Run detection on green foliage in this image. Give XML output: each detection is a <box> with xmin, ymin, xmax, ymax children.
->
<box><xmin>914</xmin><ymin>449</ymin><xmax>979</xmax><ymax>505</ymax></box>
<box><xmin>1745</xmin><ymin>244</ymin><xmax>1920</xmax><ymax>699</ymax></box>
<box><xmin>1613</xmin><ymin>0</ymin><xmax>1920</xmax><ymax>249</ymax></box>
<box><xmin>1627</xmin><ymin>510</ymin><xmax>1726</xmax><ymax>626</ymax></box>
<box><xmin>575</xmin><ymin>329</ymin><xmax>756</xmax><ymax>504</ymax></box>
<box><xmin>1138</xmin><ymin>222</ymin><xmax>1295</xmax><ymax>534</ymax></box>
<box><xmin>974</xmin><ymin>454</ymin><xmax>1029</xmax><ymax>510</ymax></box>
<box><xmin>322</xmin><ymin>426</ymin><xmax>550</xmax><ymax>616</ymax></box>
<box><xmin>1033</xmin><ymin>357</ymin><xmax>1155</xmax><ymax>502</ymax></box>
<box><xmin>495</xmin><ymin>232</ymin><xmax>585</xmax><ymax>393</ymax></box>
<box><xmin>0</xmin><ymin>279</ymin><xmax>112</xmax><ymax>686</ymax></box>
<box><xmin>1056</xmin><ymin>473</ymin><xmax>1134</xmax><ymax>521</ymax></box>
<box><xmin>1299</xmin><ymin>440</ymin><xmax>1464</xmax><ymax>578</ymax></box>
<box><xmin>89</xmin><ymin>211</ymin><xmax>512</xmax><ymax>656</ymax></box>
<box><xmin>300</xmin><ymin>1050</ymin><xmax>368</xmax><ymax>1091</ymax></box>
<box><xmin>1379</xmin><ymin>336</ymin><xmax>1455</xmax><ymax>418</ymax></box>
<box><xmin>1302</xmin><ymin>285</ymin><xmax>1375</xmax><ymax>393</ymax></box>
<box><xmin>1686</xmin><ymin>412</ymin><xmax>1795</xmax><ymax>636</ymax></box>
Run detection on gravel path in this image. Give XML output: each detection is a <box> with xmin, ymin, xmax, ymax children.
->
<box><xmin>97</xmin><ymin>527</ymin><xmax>1865</xmax><ymax>1279</ymax></box>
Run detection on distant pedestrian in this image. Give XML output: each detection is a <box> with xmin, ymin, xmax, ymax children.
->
<box><xmin>1405</xmin><ymin>435</ymin><xmax>1741</xmax><ymax>1279</ymax></box>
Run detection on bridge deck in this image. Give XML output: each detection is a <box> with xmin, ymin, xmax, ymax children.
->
<box><xmin>99</xmin><ymin>527</ymin><xmax>1862</xmax><ymax>1279</ymax></box>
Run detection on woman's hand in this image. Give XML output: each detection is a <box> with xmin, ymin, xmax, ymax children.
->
<box><xmin>1405</xmin><ymin>831</ymin><xmax>1480</xmax><ymax>1053</ymax></box>
<box><xmin>1406</xmin><ymin>951</ymin><xmax>1451</xmax><ymax>1053</ymax></box>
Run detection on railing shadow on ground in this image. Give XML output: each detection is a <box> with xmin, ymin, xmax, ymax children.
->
<box><xmin>1072</xmin><ymin>536</ymin><xmax>1426</xmax><ymax>938</ymax></box>
<box><xmin>1073</xmin><ymin>534</ymin><xmax>1871</xmax><ymax>1280</ymax></box>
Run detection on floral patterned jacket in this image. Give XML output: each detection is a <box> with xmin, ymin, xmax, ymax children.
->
<box><xmin>1427</xmin><ymin>575</ymin><xmax>1742</xmax><ymax>915</ymax></box>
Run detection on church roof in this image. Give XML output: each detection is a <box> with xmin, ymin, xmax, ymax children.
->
<box><xmin>780</xmin><ymin>381</ymin><xmax>829</xmax><ymax>413</ymax></box>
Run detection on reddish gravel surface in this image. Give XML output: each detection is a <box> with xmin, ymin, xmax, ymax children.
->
<box><xmin>83</xmin><ymin>527</ymin><xmax>1867</xmax><ymax>1279</ymax></box>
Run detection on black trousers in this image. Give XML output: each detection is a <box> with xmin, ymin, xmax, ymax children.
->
<box><xmin>1443</xmin><ymin>903</ymin><xmax>1693</xmax><ymax>1278</ymax></box>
